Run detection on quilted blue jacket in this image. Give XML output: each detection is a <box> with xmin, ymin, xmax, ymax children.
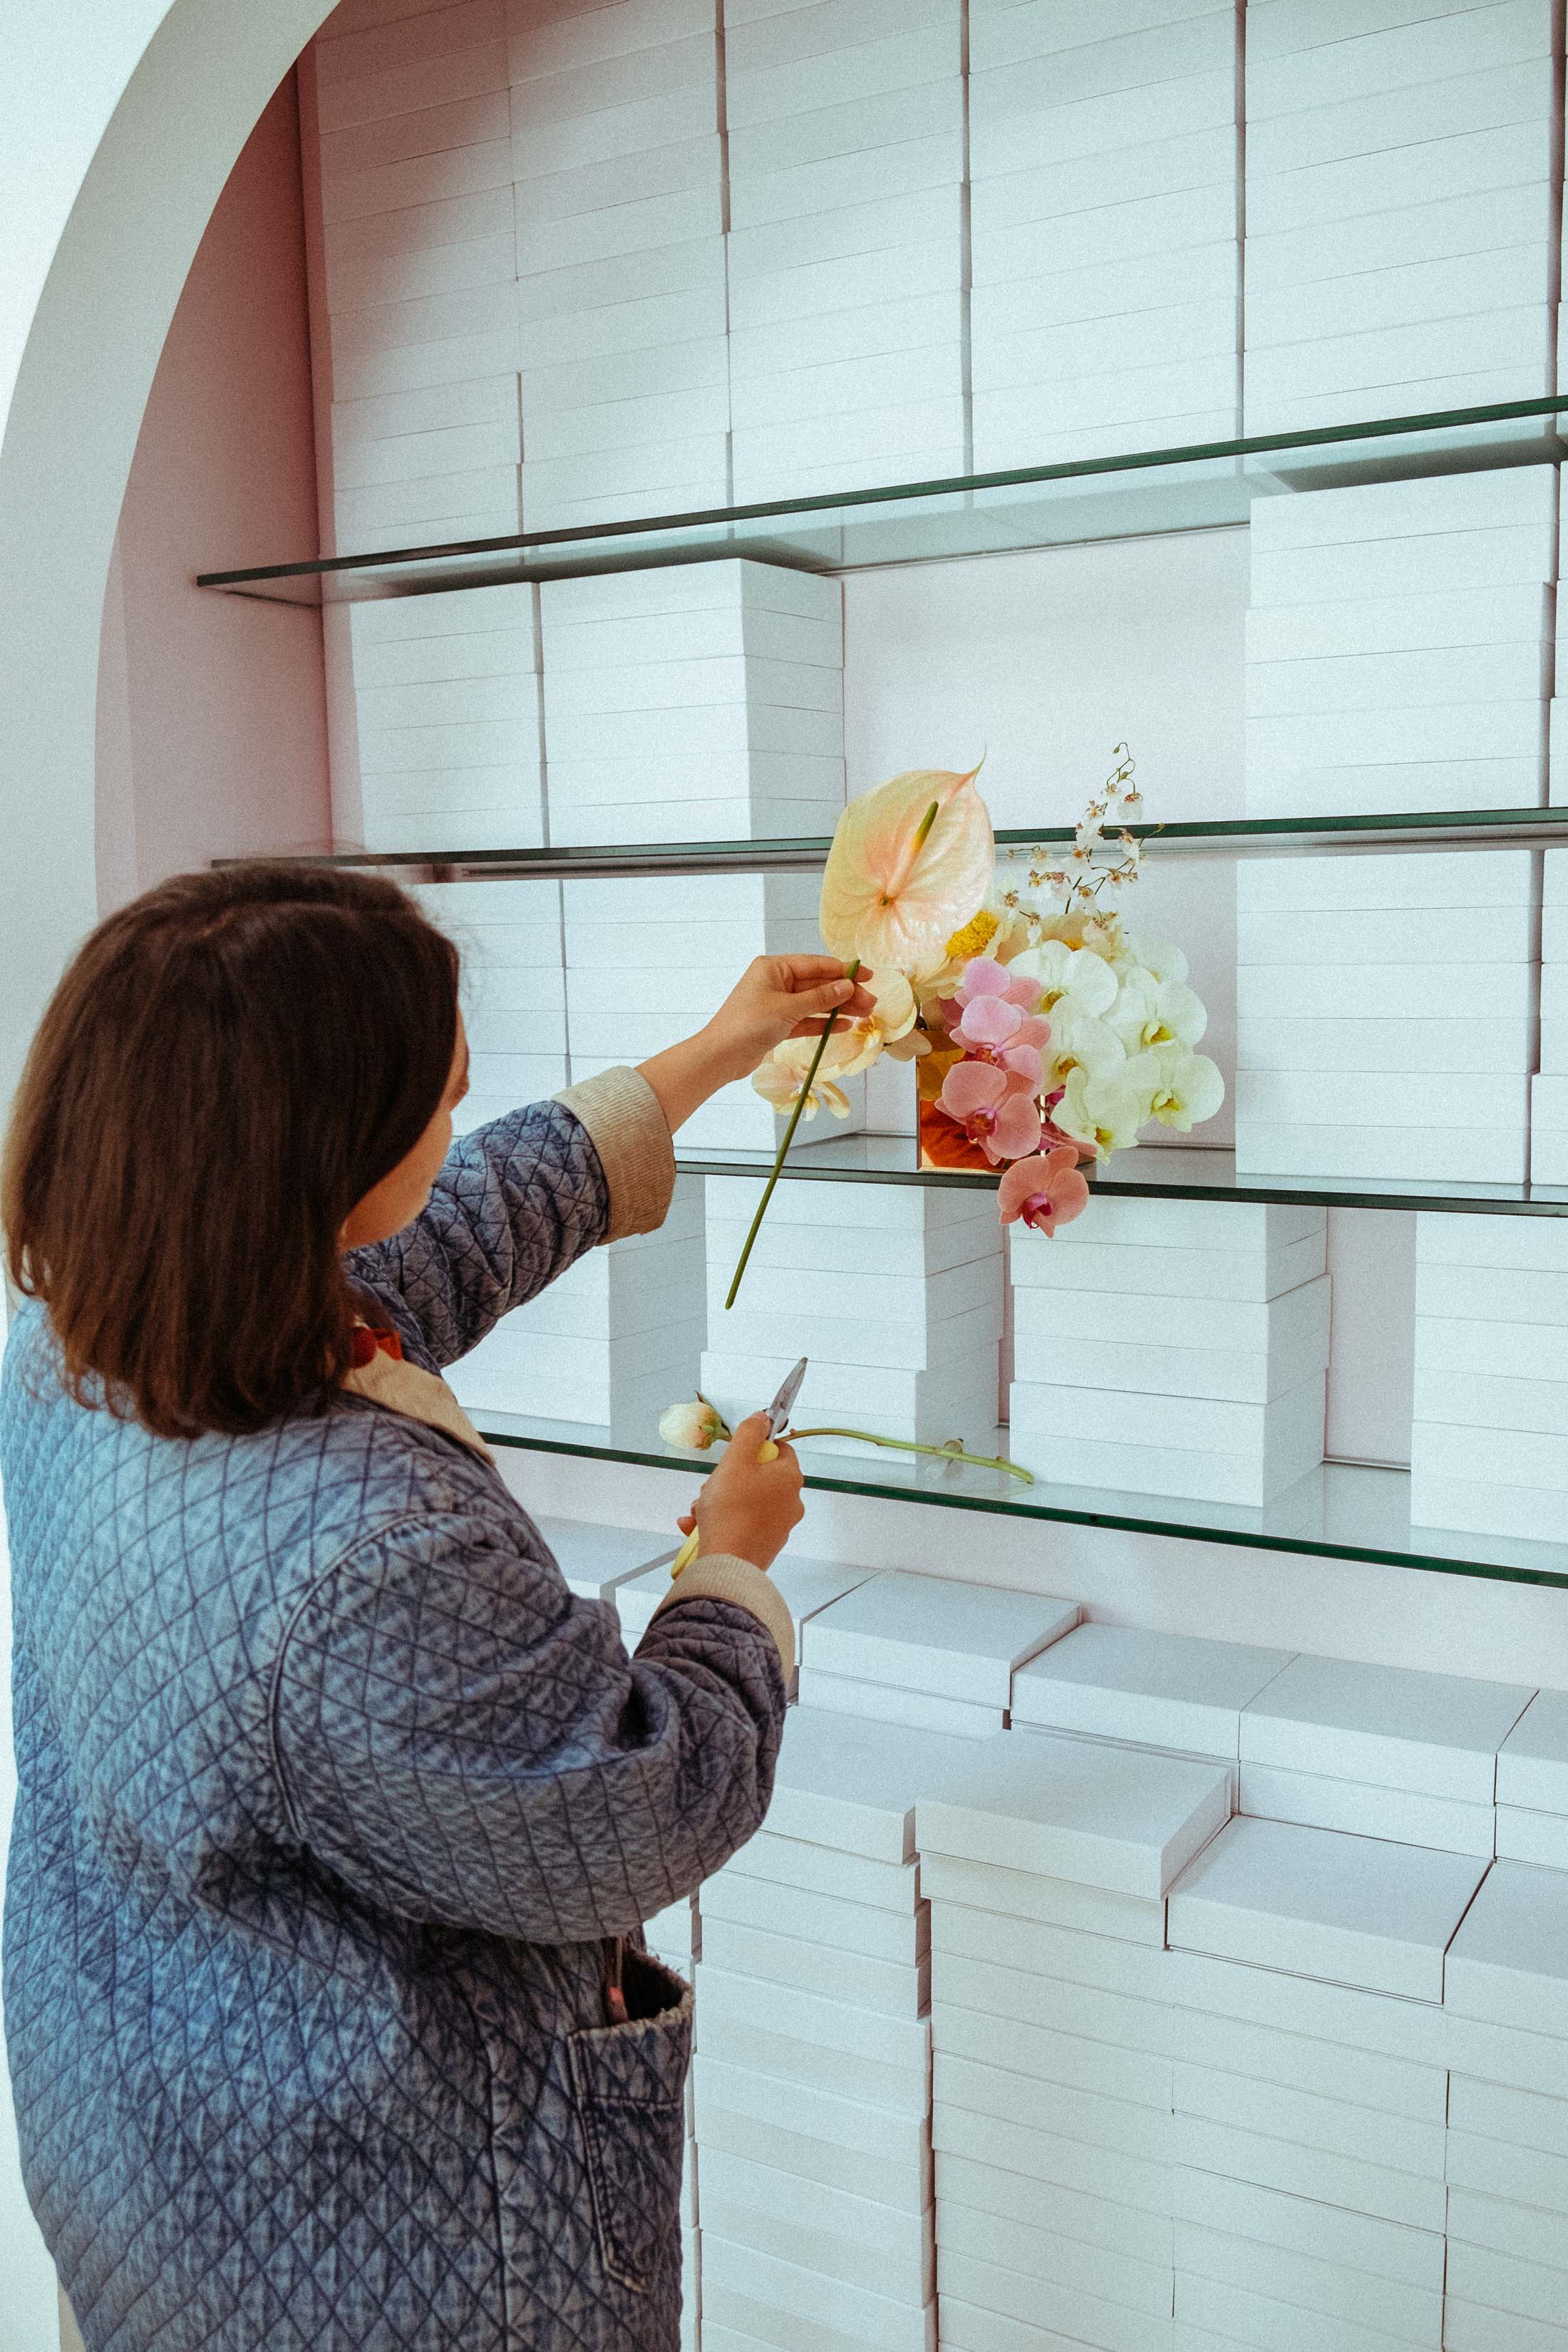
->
<box><xmin>1</xmin><ymin>1079</ymin><xmax>788</xmax><ymax>2352</ymax></box>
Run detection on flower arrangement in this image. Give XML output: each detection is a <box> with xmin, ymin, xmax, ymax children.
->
<box><xmin>738</xmin><ymin>748</ymin><xmax>1223</xmax><ymax>1266</ymax></box>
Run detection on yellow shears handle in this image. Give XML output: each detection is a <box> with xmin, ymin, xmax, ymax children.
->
<box><xmin>669</xmin><ymin>1438</ymin><xmax>779</xmax><ymax>1578</ymax></box>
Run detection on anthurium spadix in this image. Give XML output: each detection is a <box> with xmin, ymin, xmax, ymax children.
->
<box><xmin>820</xmin><ymin>764</ymin><xmax>993</xmax><ymax>968</ymax></box>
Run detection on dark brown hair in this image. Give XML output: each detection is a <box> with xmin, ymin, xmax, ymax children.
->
<box><xmin>3</xmin><ymin>863</ymin><xmax>460</xmax><ymax>1438</ymax></box>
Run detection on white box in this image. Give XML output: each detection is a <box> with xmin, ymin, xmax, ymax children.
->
<box><xmin>800</xmin><ymin>1572</ymin><xmax>1078</xmax><ymax>1708</ymax></box>
<box><xmin>615</xmin><ymin>1553</ymin><xmax>870</xmax><ymax>1655</ymax></box>
<box><xmin>1238</xmin><ymin>1760</ymin><xmax>1496</xmax><ymax>1857</ymax></box>
<box><xmin>914</xmin><ymin>1728</ymin><xmax>1232</xmax><ymax>1899</ymax></box>
<box><xmin>698</xmin><ymin>2153</ymin><xmax>932</xmax><ymax>2304</ymax></box>
<box><xmin>792</xmin><ymin>1670</ymin><xmax>1001</xmax><ymax>1740</ymax></box>
<box><xmin>699</xmin><ymin>1917</ymin><xmax>928</xmax><ymax>2018</ymax></box>
<box><xmin>760</xmin><ymin>1705</ymin><xmax>1005</xmax><ymax>1863</ymax></box>
<box><xmin>1012</xmin><ymin>1625</ymin><xmax>1295</xmax><ymax>1758</ymax></box>
<box><xmin>1239</xmin><ymin>1652</ymin><xmax>1533</xmax><ymax>1801</ymax></box>
<box><xmin>1011</xmin><ymin>1232</ymin><xmax>1325</xmax><ymax>1302</ymax></box>
<box><xmin>703</xmin><ymin>1872</ymin><xmax>927</xmax><ymax>1965</ymax></box>
<box><xmin>937</xmin><ymin>2147</ymin><xmax>1172</xmax><ymax>2269</ymax></box>
<box><xmin>936</xmin><ymin>2196</ymin><xmax>1174</xmax><ymax>2319</ymax></box>
<box><xmin>1496</xmin><ymin>1806</ymin><xmax>1568</xmax><ymax>1869</ymax></box>
<box><xmin>1447</xmin><ymin>2184</ymin><xmax>1568</xmax><ymax>2269</ymax></box>
<box><xmin>1175</xmin><ymin>2059</ymin><xmax>1443</xmax><ymax>2180</ymax></box>
<box><xmin>1008</xmin><ymin>1390</ymin><xmax>1326</xmax><ymax>1506</ymax></box>
<box><xmin>1172</xmin><ymin>2113</ymin><xmax>1446</xmax><ymax>2234</ymax></box>
<box><xmin>698</xmin><ymin>2234</ymin><xmax>935</xmax><ymax>2352</ymax></box>
<box><xmin>922</xmin><ymin>1852</ymin><xmax>1166</xmax><ymax>1946</ymax></box>
<box><xmin>931</xmin><ymin>1987</ymin><xmax>1174</xmax><ymax>2104</ymax></box>
<box><xmin>1166</xmin><ymin>1815</ymin><xmax>1487</xmax><ymax>2000</ymax></box>
<box><xmin>714</xmin><ymin>1830</ymin><xmax>919</xmax><ymax>1911</ymax></box>
<box><xmin>1008</xmin><ymin>1376</ymin><xmax>1327</xmax><ymax>1464</ymax></box>
<box><xmin>1175</xmin><ymin>2219</ymin><xmax>1440</xmax><ymax>2343</ymax></box>
<box><xmin>693</xmin><ymin>2078</ymin><xmax>931</xmax><ymax>2215</ymax></box>
<box><xmin>1172</xmin><ymin>2167</ymin><xmax>1443</xmax><ymax>2289</ymax></box>
<box><xmin>936</xmin><ymin>2242</ymin><xmax>1171</xmax><ymax>2352</ymax></box>
<box><xmin>936</xmin><ymin>2048</ymin><xmax>1174</xmax><ymax>2166</ymax></box>
<box><xmin>693</xmin><ymin>1979</ymin><xmax>930</xmax><ymax>2116</ymax></box>
<box><xmin>933</xmin><ymin>2098</ymin><xmax>1172</xmax><ymax>2218</ymax></box>
<box><xmin>1445</xmin><ymin>1860</ymin><xmax>1568</xmax><ymax>2035</ymax></box>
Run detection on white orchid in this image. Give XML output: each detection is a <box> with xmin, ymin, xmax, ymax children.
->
<box><xmin>827</xmin><ymin>967</ymin><xmax>919</xmax><ymax>1077</ymax></box>
<box><xmin>1009</xmin><ymin>937</ymin><xmax>1118</xmax><ymax>1021</ymax></box>
<box><xmin>1109</xmin><ymin>970</ymin><xmax>1209</xmax><ymax>1054</ymax></box>
<box><xmin>1146</xmin><ymin>1043</ymin><xmax>1225</xmax><ymax>1133</ymax></box>
<box><xmin>1130</xmin><ymin>935</ymin><xmax>1189</xmax><ymax>987</ymax></box>
<box><xmin>1041</xmin><ymin>1009</ymin><xmax>1125</xmax><ymax>1096</ymax></box>
<box><xmin>1054</xmin><ymin>1051</ymin><xmax>1161</xmax><ymax>1159</ymax></box>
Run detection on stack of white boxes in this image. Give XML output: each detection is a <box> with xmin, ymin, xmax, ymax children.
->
<box><xmin>968</xmin><ymin>0</ymin><xmax>1241</xmax><ymax>471</ymax></box>
<box><xmin>1243</xmin><ymin>0</ymin><xmax>1559</xmax><ymax>435</ymax></box>
<box><xmin>310</xmin><ymin>0</ymin><xmax>522</xmax><ymax>555</ymax></box>
<box><xmin>1495</xmin><ymin>1688</ymin><xmax>1568</xmax><ymax>1867</ymax></box>
<box><xmin>1532</xmin><ymin>850</ymin><xmax>1568</xmax><ymax>1181</ymax></box>
<box><xmin>407</xmin><ymin>875</ymin><xmax>567</xmax><ymax>1130</ymax></box>
<box><xmin>508</xmin><ymin>0</ymin><xmax>728</xmax><ymax>532</ymax></box>
<box><xmin>1013</xmin><ymin>1620</ymin><xmax>1297</xmax><ymax>1798</ymax></box>
<box><xmin>1008</xmin><ymin>1200</ymin><xmax>1331</xmax><ymax>1506</ymax></box>
<box><xmin>1444</xmin><ymin>1862</ymin><xmax>1568</xmax><ymax>2352</ymax></box>
<box><xmin>616</xmin><ymin>1550</ymin><xmax>873</xmax><ymax>1701</ymax></box>
<box><xmin>349</xmin><ymin>583</ymin><xmax>544</xmax><ymax>853</ymax></box>
<box><xmin>914</xmin><ymin>1733</ymin><xmax>1231</xmax><ymax>2352</ymax></box>
<box><xmin>693</xmin><ymin>1708</ymin><xmax>978</xmax><ymax>2352</ymax></box>
<box><xmin>1410</xmin><ymin>1212</ymin><xmax>1568</xmax><ymax>1542</ymax></box>
<box><xmin>795</xmin><ymin>1570</ymin><xmax>1079</xmax><ymax>1738</ymax></box>
<box><xmin>723</xmin><ymin>0</ymin><xmax>966</xmax><ymax>504</ymax></box>
<box><xmin>447</xmin><ymin>1175</ymin><xmax>706</xmax><ymax>1429</ymax></box>
<box><xmin>1235</xmin><ymin>851</ymin><xmax>1540</xmax><ymax>1186</ymax></box>
<box><xmin>540</xmin><ymin>562</ymin><xmax>845</xmax><ymax>847</ymax></box>
<box><xmin>701</xmin><ymin>1177</ymin><xmax>1006</xmax><ymax>1469</ymax></box>
<box><xmin>1237</xmin><ymin>1651</ymin><xmax>1532</xmax><ymax>1859</ymax></box>
<box><xmin>535</xmin><ymin>1514</ymin><xmax>676</xmax><ymax>1603</ymax></box>
<box><xmin>1244</xmin><ymin>468</ymin><xmax>1556</xmax><ymax>820</ymax></box>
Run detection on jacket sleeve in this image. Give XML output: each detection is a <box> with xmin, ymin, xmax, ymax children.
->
<box><xmin>344</xmin><ymin>1067</ymin><xmax>676</xmax><ymax>1368</ymax></box>
<box><xmin>269</xmin><ymin>1507</ymin><xmax>788</xmax><ymax>1941</ymax></box>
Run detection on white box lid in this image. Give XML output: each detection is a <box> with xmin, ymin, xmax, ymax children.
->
<box><xmin>1445</xmin><ymin>1862</ymin><xmax>1568</xmax><ymax>2035</ymax></box>
<box><xmin>1167</xmin><ymin>1816</ymin><xmax>1487</xmax><ymax>2003</ymax></box>
<box><xmin>1497</xmin><ymin>1688</ymin><xmax>1568</xmax><ymax>1815</ymax></box>
<box><xmin>1239</xmin><ymin>1652</ymin><xmax>1534</xmax><ymax>1802</ymax></box>
<box><xmin>615</xmin><ymin>1551</ymin><xmax>870</xmax><ymax>1642</ymax></box>
<box><xmin>763</xmin><ymin>1704</ymin><xmax>1001</xmax><ymax>1862</ymax></box>
<box><xmin>535</xmin><ymin>1517</ymin><xmax>677</xmax><ymax>1602</ymax></box>
<box><xmin>914</xmin><ymin>1728</ymin><xmax>1232</xmax><ymax>1899</ymax></box>
<box><xmin>1013</xmin><ymin>1624</ymin><xmax>1296</xmax><ymax>1758</ymax></box>
<box><xmin>801</xmin><ymin>1569</ymin><xmax>1080</xmax><ymax>1705</ymax></box>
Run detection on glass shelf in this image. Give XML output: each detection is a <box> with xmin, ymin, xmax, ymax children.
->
<box><xmin>479</xmin><ymin>1408</ymin><xmax>1568</xmax><ymax>1592</ymax></box>
<box><xmin>198</xmin><ymin>397</ymin><xmax>1568</xmax><ymax>607</ymax></box>
<box><xmin>229</xmin><ymin>804</ymin><xmax>1568</xmax><ymax>882</ymax></box>
<box><xmin>675</xmin><ymin>1135</ymin><xmax>1568</xmax><ymax>1219</ymax></box>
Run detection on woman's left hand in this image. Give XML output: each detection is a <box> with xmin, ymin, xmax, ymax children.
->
<box><xmin>637</xmin><ymin>956</ymin><xmax>877</xmax><ymax>1133</ymax></box>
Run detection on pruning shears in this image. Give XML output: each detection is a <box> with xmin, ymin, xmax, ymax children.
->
<box><xmin>669</xmin><ymin>1356</ymin><xmax>808</xmax><ymax>1579</ymax></box>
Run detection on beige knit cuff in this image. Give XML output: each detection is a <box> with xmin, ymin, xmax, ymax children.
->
<box><xmin>647</xmin><ymin>1554</ymin><xmax>796</xmax><ymax>1685</ymax></box>
<box><xmin>554</xmin><ymin>1066</ymin><xmax>676</xmax><ymax>1243</ymax></box>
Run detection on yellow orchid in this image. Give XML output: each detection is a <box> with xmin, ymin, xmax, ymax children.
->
<box><xmin>820</xmin><ymin>765</ymin><xmax>993</xmax><ymax>969</ymax></box>
<box><xmin>827</xmin><ymin>968</ymin><xmax>920</xmax><ymax>1077</ymax></box>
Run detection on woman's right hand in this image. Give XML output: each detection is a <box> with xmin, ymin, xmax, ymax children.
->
<box><xmin>677</xmin><ymin>1412</ymin><xmax>804</xmax><ymax>1573</ymax></box>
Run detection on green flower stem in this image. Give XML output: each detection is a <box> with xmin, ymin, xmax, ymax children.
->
<box><xmin>788</xmin><ymin>1425</ymin><xmax>1035</xmax><ymax>1484</ymax></box>
<box><xmin>724</xmin><ymin>957</ymin><xmax>861</xmax><ymax>1309</ymax></box>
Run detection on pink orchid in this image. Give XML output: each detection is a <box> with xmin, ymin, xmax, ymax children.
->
<box><xmin>949</xmin><ymin>956</ymin><xmax>1052</xmax><ymax>1083</ymax></box>
<box><xmin>937</xmin><ymin>1061</ymin><xmax>1043</xmax><ymax>1165</ymax></box>
<box><xmin>998</xmin><ymin>1147</ymin><xmax>1092</xmax><ymax>1237</ymax></box>
<box><xmin>958</xmin><ymin>956</ymin><xmax>1041</xmax><ymax>1013</ymax></box>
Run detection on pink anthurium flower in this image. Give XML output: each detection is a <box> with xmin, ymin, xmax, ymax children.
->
<box><xmin>998</xmin><ymin>1147</ymin><xmax>1091</xmax><ymax>1237</ymax></box>
<box><xmin>937</xmin><ymin>1061</ymin><xmax>1043</xmax><ymax>1165</ymax></box>
<box><xmin>820</xmin><ymin>765</ymin><xmax>994</xmax><ymax>968</ymax></box>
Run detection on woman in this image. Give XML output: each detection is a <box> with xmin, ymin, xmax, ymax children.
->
<box><xmin>0</xmin><ymin>862</ymin><xmax>875</xmax><ymax>2352</ymax></box>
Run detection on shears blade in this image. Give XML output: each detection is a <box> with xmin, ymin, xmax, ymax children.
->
<box><xmin>765</xmin><ymin>1357</ymin><xmax>808</xmax><ymax>1440</ymax></box>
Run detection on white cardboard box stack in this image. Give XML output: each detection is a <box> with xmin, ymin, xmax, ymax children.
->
<box><xmin>1495</xmin><ymin>1688</ymin><xmax>1568</xmax><ymax>1868</ymax></box>
<box><xmin>311</xmin><ymin>0</ymin><xmax>522</xmax><ymax>555</ymax></box>
<box><xmin>1442</xmin><ymin>1863</ymin><xmax>1568</xmax><ymax>2352</ymax></box>
<box><xmin>1008</xmin><ymin>1200</ymin><xmax>1331</xmax><ymax>1506</ymax></box>
<box><xmin>1237</xmin><ymin>1651</ymin><xmax>1533</xmax><ymax>1859</ymax></box>
<box><xmin>1244</xmin><ymin>467</ymin><xmax>1556</xmax><ymax>820</ymax></box>
<box><xmin>507</xmin><ymin>0</ymin><xmax>727</xmax><ymax>532</ymax></box>
<box><xmin>349</xmin><ymin>583</ymin><xmax>544</xmax><ymax>854</ymax></box>
<box><xmin>701</xmin><ymin>1176</ymin><xmax>1004</xmax><ymax>1464</ymax></box>
<box><xmin>540</xmin><ymin>561</ymin><xmax>845</xmax><ymax>847</ymax></box>
<box><xmin>723</xmin><ymin>0</ymin><xmax>966</xmax><ymax>505</ymax></box>
<box><xmin>1410</xmin><ymin>1212</ymin><xmax>1568</xmax><ymax>1542</ymax></box>
<box><xmin>407</xmin><ymin>873</ymin><xmax>567</xmax><ymax>1130</ymax></box>
<box><xmin>1242</xmin><ymin>0</ymin><xmax>1559</xmax><ymax>435</ymax></box>
<box><xmin>1531</xmin><ymin>849</ymin><xmax>1568</xmax><ymax>1181</ymax></box>
<box><xmin>447</xmin><ymin>1172</ymin><xmax>707</xmax><ymax>1428</ymax></box>
<box><xmin>1012</xmin><ymin>1621</ymin><xmax>1296</xmax><ymax>1795</ymax></box>
<box><xmin>693</xmin><ymin>1708</ymin><xmax>986</xmax><ymax>2352</ymax></box>
<box><xmin>795</xmin><ymin>1570</ymin><xmax>1080</xmax><ymax>1739</ymax></box>
<box><xmin>968</xmin><ymin>0</ymin><xmax>1241</xmax><ymax>470</ymax></box>
<box><xmin>914</xmin><ymin>1733</ymin><xmax>1230</xmax><ymax>2352</ymax></box>
<box><xmin>1234</xmin><ymin>850</ymin><xmax>1541</xmax><ymax>1186</ymax></box>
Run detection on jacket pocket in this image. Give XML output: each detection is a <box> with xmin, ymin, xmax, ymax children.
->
<box><xmin>567</xmin><ymin>1951</ymin><xmax>692</xmax><ymax>2295</ymax></box>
